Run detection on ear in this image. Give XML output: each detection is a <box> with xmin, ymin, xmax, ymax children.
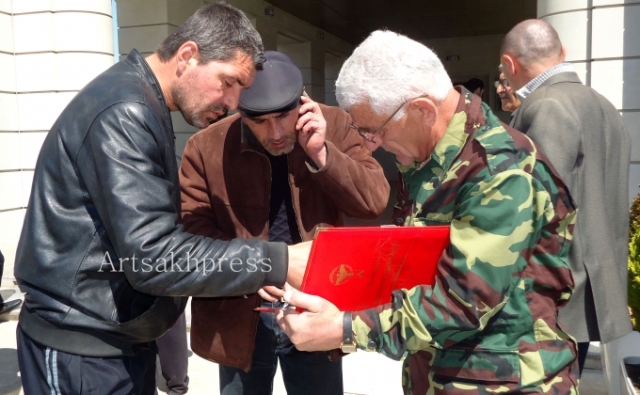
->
<box><xmin>501</xmin><ymin>53</ymin><xmax>517</xmax><ymax>76</ymax></box>
<box><xmin>175</xmin><ymin>41</ymin><xmax>199</xmax><ymax>76</ymax></box>
<box><xmin>560</xmin><ymin>45</ymin><xmax>567</xmax><ymax>62</ymax></box>
<box><xmin>412</xmin><ymin>97</ymin><xmax>437</xmax><ymax>128</ymax></box>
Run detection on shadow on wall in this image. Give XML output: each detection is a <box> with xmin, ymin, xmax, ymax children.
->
<box><xmin>0</xmin><ymin>346</ymin><xmax>21</xmax><ymax>395</ymax></box>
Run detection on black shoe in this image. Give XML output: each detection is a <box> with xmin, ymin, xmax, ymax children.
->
<box><xmin>0</xmin><ymin>299</ymin><xmax>22</xmax><ymax>315</ymax></box>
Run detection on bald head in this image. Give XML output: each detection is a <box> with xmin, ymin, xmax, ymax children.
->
<box><xmin>501</xmin><ymin>19</ymin><xmax>563</xmax><ymax>67</ymax></box>
<box><xmin>499</xmin><ymin>19</ymin><xmax>566</xmax><ymax>90</ymax></box>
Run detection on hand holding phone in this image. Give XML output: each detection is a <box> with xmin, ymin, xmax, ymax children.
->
<box><xmin>296</xmin><ymin>96</ymin><xmax>327</xmax><ymax>168</ymax></box>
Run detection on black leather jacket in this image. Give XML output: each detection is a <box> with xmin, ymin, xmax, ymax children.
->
<box><xmin>14</xmin><ymin>50</ymin><xmax>287</xmax><ymax>356</ymax></box>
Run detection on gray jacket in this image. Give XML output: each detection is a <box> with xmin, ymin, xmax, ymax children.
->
<box><xmin>511</xmin><ymin>71</ymin><xmax>632</xmax><ymax>343</ymax></box>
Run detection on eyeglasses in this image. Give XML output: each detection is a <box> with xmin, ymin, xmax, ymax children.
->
<box><xmin>349</xmin><ymin>94</ymin><xmax>429</xmax><ymax>142</ymax></box>
<box><xmin>494</xmin><ymin>79</ymin><xmax>509</xmax><ymax>89</ymax></box>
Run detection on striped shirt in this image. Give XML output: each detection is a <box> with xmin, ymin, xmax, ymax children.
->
<box><xmin>516</xmin><ymin>62</ymin><xmax>576</xmax><ymax>100</ymax></box>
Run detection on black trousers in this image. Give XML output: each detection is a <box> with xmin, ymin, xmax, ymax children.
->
<box><xmin>17</xmin><ymin>325</ymin><xmax>157</xmax><ymax>395</ymax></box>
<box><xmin>156</xmin><ymin>312</ymin><xmax>189</xmax><ymax>394</ymax></box>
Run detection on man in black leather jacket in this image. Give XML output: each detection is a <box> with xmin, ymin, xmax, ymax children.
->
<box><xmin>13</xmin><ymin>4</ymin><xmax>304</xmax><ymax>394</ymax></box>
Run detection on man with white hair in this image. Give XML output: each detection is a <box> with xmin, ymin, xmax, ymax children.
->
<box><xmin>270</xmin><ymin>30</ymin><xmax>580</xmax><ymax>394</ymax></box>
<box><xmin>501</xmin><ymin>19</ymin><xmax>632</xmax><ymax>376</ymax></box>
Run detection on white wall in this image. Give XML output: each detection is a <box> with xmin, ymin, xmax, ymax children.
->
<box><xmin>0</xmin><ymin>0</ymin><xmax>114</xmax><ymax>286</ymax></box>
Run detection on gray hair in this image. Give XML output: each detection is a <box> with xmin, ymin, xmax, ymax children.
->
<box><xmin>156</xmin><ymin>2</ymin><xmax>264</xmax><ymax>66</ymax></box>
<box><xmin>501</xmin><ymin>19</ymin><xmax>562</xmax><ymax>67</ymax></box>
<box><xmin>335</xmin><ymin>30</ymin><xmax>452</xmax><ymax>119</ymax></box>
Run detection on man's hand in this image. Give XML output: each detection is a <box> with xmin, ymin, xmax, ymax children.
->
<box><xmin>276</xmin><ymin>284</ymin><xmax>343</xmax><ymax>351</ymax></box>
<box><xmin>287</xmin><ymin>241</ymin><xmax>311</xmax><ymax>289</ymax></box>
<box><xmin>296</xmin><ymin>96</ymin><xmax>327</xmax><ymax>169</ymax></box>
<box><xmin>258</xmin><ymin>286</ymin><xmax>285</xmax><ymax>302</ymax></box>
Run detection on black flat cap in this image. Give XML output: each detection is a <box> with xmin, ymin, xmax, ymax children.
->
<box><xmin>238</xmin><ymin>51</ymin><xmax>303</xmax><ymax>117</ymax></box>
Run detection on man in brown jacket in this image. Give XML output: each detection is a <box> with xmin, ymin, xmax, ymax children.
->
<box><xmin>179</xmin><ymin>51</ymin><xmax>389</xmax><ymax>395</ymax></box>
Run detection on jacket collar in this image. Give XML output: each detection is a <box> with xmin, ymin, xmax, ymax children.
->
<box><xmin>124</xmin><ymin>49</ymin><xmax>174</xmax><ymax>135</ymax></box>
<box><xmin>397</xmin><ymin>86</ymin><xmax>476</xmax><ymax>176</ymax></box>
<box><xmin>398</xmin><ymin>86</ymin><xmax>512</xmax><ymax>178</ymax></box>
<box><xmin>125</xmin><ymin>50</ymin><xmax>168</xmax><ymax>111</ymax></box>
<box><xmin>516</xmin><ymin>62</ymin><xmax>576</xmax><ymax>100</ymax></box>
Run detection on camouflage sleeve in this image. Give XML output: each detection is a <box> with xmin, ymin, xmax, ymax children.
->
<box><xmin>351</xmin><ymin>168</ymin><xmax>565</xmax><ymax>359</ymax></box>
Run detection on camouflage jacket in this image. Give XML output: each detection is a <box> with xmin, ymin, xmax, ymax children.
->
<box><xmin>351</xmin><ymin>89</ymin><xmax>579</xmax><ymax>394</ymax></box>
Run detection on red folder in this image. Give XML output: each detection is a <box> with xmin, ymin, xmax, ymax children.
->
<box><xmin>299</xmin><ymin>226</ymin><xmax>450</xmax><ymax>312</ymax></box>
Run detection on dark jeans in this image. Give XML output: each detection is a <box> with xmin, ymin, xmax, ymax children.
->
<box><xmin>219</xmin><ymin>300</ymin><xmax>343</xmax><ymax>395</ymax></box>
<box><xmin>157</xmin><ymin>312</ymin><xmax>189</xmax><ymax>394</ymax></box>
<box><xmin>17</xmin><ymin>325</ymin><xmax>157</xmax><ymax>395</ymax></box>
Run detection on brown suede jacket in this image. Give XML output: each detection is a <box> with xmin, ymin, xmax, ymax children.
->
<box><xmin>179</xmin><ymin>104</ymin><xmax>390</xmax><ymax>370</ymax></box>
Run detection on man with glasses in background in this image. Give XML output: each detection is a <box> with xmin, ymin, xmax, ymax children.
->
<box><xmin>270</xmin><ymin>30</ymin><xmax>580</xmax><ymax>394</ymax></box>
<box><xmin>495</xmin><ymin>69</ymin><xmax>521</xmax><ymax>121</ymax></box>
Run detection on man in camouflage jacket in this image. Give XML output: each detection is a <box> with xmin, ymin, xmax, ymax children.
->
<box><xmin>271</xmin><ymin>30</ymin><xmax>579</xmax><ymax>395</ymax></box>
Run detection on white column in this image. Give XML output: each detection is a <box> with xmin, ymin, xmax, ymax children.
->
<box><xmin>0</xmin><ymin>0</ymin><xmax>114</xmax><ymax>287</ymax></box>
<box><xmin>538</xmin><ymin>0</ymin><xmax>640</xmax><ymax>203</ymax></box>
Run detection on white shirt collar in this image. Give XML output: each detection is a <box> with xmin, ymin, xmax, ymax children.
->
<box><xmin>516</xmin><ymin>63</ymin><xmax>576</xmax><ymax>100</ymax></box>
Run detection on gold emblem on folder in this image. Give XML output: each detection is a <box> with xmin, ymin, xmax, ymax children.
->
<box><xmin>330</xmin><ymin>264</ymin><xmax>364</xmax><ymax>285</ymax></box>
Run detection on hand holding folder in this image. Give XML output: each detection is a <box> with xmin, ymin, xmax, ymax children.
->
<box><xmin>298</xmin><ymin>226</ymin><xmax>450</xmax><ymax>312</ymax></box>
